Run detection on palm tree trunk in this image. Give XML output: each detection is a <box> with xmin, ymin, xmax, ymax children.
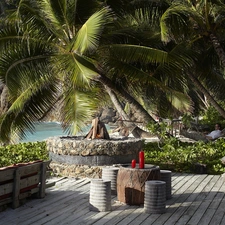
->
<box><xmin>189</xmin><ymin>72</ymin><xmax>225</xmax><ymax>118</ymax></box>
<box><xmin>196</xmin><ymin>33</ymin><xmax>225</xmax><ymax>118</ymax></box>
<box><xmin>209</xmin><ymin>33</ymin><xmax>225</xmax><ymax>67</ymax></box>
<box><xmin>103</xmin><ymin>85</ymin><xmax>132</xmax><ymax>122</ymax></box>
<box><xmin>0</xmin><ymin>84</ymin><xmax>9</xmax><ymax>113</ymax></box>
<box><xmin>96</xmin><ymin>74</ymin><xmax>156</xmax><ymax>124</ymax></box>
<box><xmin>104</xmin><ymin>85</ymin><xmax>154</xmax><ymax>138</ymax></box>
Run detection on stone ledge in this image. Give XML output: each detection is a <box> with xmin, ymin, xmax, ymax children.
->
<box><xmin>50</xmin><ymin>162</ymin><xmax>103</xmax><ymax>178</ymax></box>
<box><xmin>49</xmin><ymin>152</ymin><xmax>138</xmax><ymax>166</ymax></box>
<box><xmin>46</xmin><ymin>136</ymin><xmax>144</xmax><ymax>156</ymax></box>
<box><xmin>46</xmin><ymin>136</ymin><xmax>144</xmax><ymax>177</ymax></box>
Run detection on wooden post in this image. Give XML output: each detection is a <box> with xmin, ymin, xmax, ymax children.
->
<box><xmin>39</xmin><ymin>161</ymin><xmax>51</xmax><ymax>198</ymax></box>
<box><xmin>12</xmin><ymin>168</ymin><xmax>20</xmax><ymax>209</ymax></box>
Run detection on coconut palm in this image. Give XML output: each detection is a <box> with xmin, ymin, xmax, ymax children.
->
<box><xmin>100</xmin><ymin>0</ymin><xmax>195</xmax><ymax>117</ymax></box>
<box><xmin>0</xmin><ymin>0</ymin><xmax>18</xmax><ymax>15</ymax></box>
<box><xmin>0</xmin><ymin>0</ymin><xmax>195</xmax><ymax>142</ymax></box>
<box><xmin>159</xmin><ymin>0</ymin><xmax>225</xmax><ymax>118</ymax></box>
<box><xmin>0</xmin><ymin>0</ymin><xmax>113</xmax><ymax>142</ymax></box>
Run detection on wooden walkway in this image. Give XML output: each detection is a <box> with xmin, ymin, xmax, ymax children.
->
<box><xmin>1</xmin><ymin>173</ymin><xmax>225</xmax><ymax>225</ymax></box>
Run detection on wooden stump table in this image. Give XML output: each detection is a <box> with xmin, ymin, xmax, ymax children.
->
<box><xmin>117</xmin><ymin>164</ymin><xmax>160</xmax><ymax>205</ymax></box>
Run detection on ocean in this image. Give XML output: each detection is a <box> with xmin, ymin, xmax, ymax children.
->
<box><xmin>20</xmin><ymin>122</ymin><xmax>69</xmax><ymax>142</ymax></box>
<box><xmin>20</xmin><ymin>122</ymin><xmax>111</xmax><ymax>143</ymax></box>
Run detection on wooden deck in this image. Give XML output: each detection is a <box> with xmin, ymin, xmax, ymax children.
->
<box><xmin>1</xmin><ymin>173</ymin><xmax>225</xmax><ymax>225</ymax></box>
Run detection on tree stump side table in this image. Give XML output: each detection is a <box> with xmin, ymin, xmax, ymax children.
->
<box><xmin>117</xmin><ymin>165</ymin><xmax>160</xmax><ymax>205</ymax></box>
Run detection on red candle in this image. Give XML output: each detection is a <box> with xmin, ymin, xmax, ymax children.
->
<box><xmin>139</xmin><ymin>151</ymin><xmax>145</xmax><ymax>169</ymax></box>
<box><xmin>131</xmin><ymin>159</ymin><xmax>136</xmax><ymax>168</ymax></box>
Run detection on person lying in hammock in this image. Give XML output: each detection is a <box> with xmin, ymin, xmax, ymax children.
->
<box><xmin>205</xmin><ymin>123</ymin><xmax>222</xmax><ymax>140</ymax></box>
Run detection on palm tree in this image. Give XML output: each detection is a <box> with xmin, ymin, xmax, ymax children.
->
<box><xmin>0</xmin><ymin>0</ymin><xmax>112</xmax><ymax>142</ymax></box>
<box><xmin>99</xmin><ymin>0</ymin><xmax>194</xmax><ymax>117</ymax></box>
<box><xmin>159</xmin><ymin>0</ymin><xmax>225</xmax><ymax>118</ymax></box>
<box><xmin>0</xmin><ymin>0</ymin><xmax>194</xmax><ymax>142</ymax></box>
<box><xmin>0</xmin><ymin>0</ymin><xmax>18</xmax><ymax>16</ymax></box>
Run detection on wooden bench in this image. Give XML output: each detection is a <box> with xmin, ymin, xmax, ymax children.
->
<box><xmin>0</xmin><ymin>160</ymin><xmax>51</xmax><ymax>209</ymax></box>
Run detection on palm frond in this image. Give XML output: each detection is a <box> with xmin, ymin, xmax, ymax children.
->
<box><xmin>166</xmin><ymin>90</ymin><xmax>193</xmax><ymax>112</ymax></box>
<box><xmin>61</xmin><ymin>87</ymin><xmax>99</xmax><ymax>134</ymax></box>
<box><xmin>53</xmin><ymin>53</ymin><xmax>99</xmax><ymax>87</ymax></box>
<box><xmin>0</xmin><ymin>75</ymin><xmax>59</xmax><ymax>142</ymax></box>
<box><xmin>160</xmin><ymin>4</ymin><xmax>204</xmax><ymax>43</ymax></box>
<box><xmin>73</xmin><ymin>7</ymin><xmax>113</xmax><ymax>54</ymax></box>
<box><xmin>107</xmin><ymin>44</ymin><xmax>168</xmax><ymax>64</ymax></box>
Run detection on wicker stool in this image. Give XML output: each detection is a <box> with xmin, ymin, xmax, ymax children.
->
<box><xmin>160</xmin><ymin>170</ymin><xmax>172</xmax><ymax>199</ymax></box>
<box><xmin>144</xmin><ymin>180</ymin><xmax>166</xmax><ymax>214</ymax></box>
<box><xmin>102</xmin><ymin>167</ymin><xmax>119</xmax><ymax>195</ymax></box>
<box><xmin>89</xmin><ymin>179</ymin><xmax>111</xmax><ymax>212</ymax></box>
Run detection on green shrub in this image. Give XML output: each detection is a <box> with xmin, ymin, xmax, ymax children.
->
<box><xmin>0</xmin><ymin>141</ymin><xmax>49</xmax><ymax>167</ymax></box>
<box><xmin>199</xmin><ymin>103</ymin><xmax>225</xmax><ymax>129</ymax></box>
<box><xmin>144</xmin><ymin>138</ymin><xmax>225</xmax><ymax>174</ymax></box>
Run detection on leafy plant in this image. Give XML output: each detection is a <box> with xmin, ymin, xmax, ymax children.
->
<box><xmin>181</xmin><ymin>113</ymin><xmax>194</xmax><ymax>129</ymax></box>
<box><xmin>146</xmin><ymin>121</ymin><xmax>173</xmax><ymax>142</ymax></box>
<box><xmin>200</xmin><ymin>103</ymin><xmax>225</xmax><ymax>128</ymax></box>
<box><xmin>144</xmin><ymin>138</ymin><xmax>225</xmax><ymax>175</ymax></box>
<box><xmin>0</xmin><ymin>141</ymin><xmax>49</xmax><ymax>167</ymax></box>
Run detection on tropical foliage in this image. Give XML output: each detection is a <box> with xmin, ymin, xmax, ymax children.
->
<box><xmin>0</xmin><ymin>0</ymin><xmax>189</xmax><ymax>142</ymax></box>
<box><xmin>0</xmin><ymin>141</ymin><xmax>49</xmax><ymax>167</ymax></box>
<box><xmin>0</xmin><ymin>0</ymin><xmax>112</xmax><ymax>142</ymax></box>
<box><xmin>0</xmin><ymin>0</ymin><xmax>225</xmax><ymax>142</ymax></box>
<box><xmin>159</xmin><ymin>0</ymin><xmax>225</xmax><ymax>118</ymax></box>
<box><xmin>144</xmin><ymin>137</ymin><xmax>225</xmax><ymax>175</ymax></box>
<box><xmin>1</xmin><ymin>139</ymin><xmax>224</xmax><ymax>175</ymax></box>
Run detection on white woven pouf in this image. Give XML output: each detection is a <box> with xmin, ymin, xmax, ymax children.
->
<box><xmin>102</xmin><ymin>167</ymin><xmax>119</xmax><ymax>195</ymax></box>
<box><xmin>160</xmin><ymin>170</ymin><xmax>172</xmax><ymax>199</ymax></box>
<box><xmin>144</xmin><ymin>180</ymin><xmax>166</xmax><ymax>214</ymax></box>
<box><xmin>89</xmin><ymin>179</ymin><xmax>111</xmax><ymax>212</ymax></box>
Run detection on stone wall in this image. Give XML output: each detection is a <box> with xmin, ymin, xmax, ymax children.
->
<box><xmin>46</xmin><ymin>136</ymin><xmax>144</xmax><ymax>178</ymax></box>
<box><xmin>49</xmin><ymin>162</ymin><xmax>104</xmax><ymax>178</ymax></box>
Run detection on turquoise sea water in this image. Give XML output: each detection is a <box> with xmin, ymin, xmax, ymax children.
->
<box><xmin>20</xmin><ymin>122</ymin><xmax>69</xmax><ymax>142</ymax></box>
<box><xmin>20</xmin><ymin>122</ymin><xmax>111</xmax><ymax>143</ymax></box>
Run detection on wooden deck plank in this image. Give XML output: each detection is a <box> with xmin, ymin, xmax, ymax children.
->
<box><xmin>208</xmin><ymin>197</ymin><xmax>225</xmax><ymax>224</ymax></box>
<box><xmin>148</xmin><ymin>174</ymin><xmax>208</xmax><ymax>225</ymax></box>
<box><xmin>174</xmin><ymin>175</ymin><xmax>221</xmax><ymax>225</ymax></box>
<box><xmin>24</xmin><ymin>187</ymin><xmax>90</xmax><ymax>225</ymax></box>
<box><xmin>0</xmin><ymin>178</ymin><xmax>90</xmax><ymax>224</ymax></box>
<box><xmin>1</xmin><ymin>173</ymin><xmax>225</xmax><ymax>225</ymax></box>
<box><xmin>88</xmin><ymin>202</ymin><xmax>131</xmax><ymax>225</ymax></box>
<box><xmin>115</xmin><ymin>207</ymin><xmax>145</xmax><ymax>225</ymax></box>
<box><xmin>93</xmin><ymin>205</ymin><xmax>139</xmax><ymax>225</ymax></box>
<box><xmin>165</xmin><ymin>175</ymin><xmax>213</xmax><ymax>225</ymax></box>
<box><xmin>129</xmin><ymin>212</ymin><xmax>160</xmax><ymax>225</ymax></box>
<box><xmin>97</xmin><ymin>175</ymin><xmax>191</xmax><ymax>225</ymax></box>
<box><xmin>109</xmin><ymin>206</ymin><xmax>140</xmax><ymax>225</ymax></box>
<box><xmin>126</xmin><ymin>173</ymin><xmax>193</xmax><ymax>225</ymax></box>
<box><xmin>194</xmin><ymin>176</ymin><xmax>225</xmax><ymax>225</ymax></box>
<box><xmin>216</xmin><ymin>206</ymin><xmax>225</xmax><ymax>225</ymax></box>
<box><xmin>21</xmin><ymin>179</ymin><xmax>91</xmax><ymax>225</ymax></box>
<box><xmin>111</xmin><ymin>174</ymin><xmax>203</xmax><ymax>225</ymax></box>
<box><xmin>61</xmin><ymin>197</ymin><xmax>119</xmax><ymax>225</ymax></box>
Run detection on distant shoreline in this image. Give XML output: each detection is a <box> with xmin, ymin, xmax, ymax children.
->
<box><xmin>20</xmin><ymin>122</ymin><xmax>112</xmax><ymax>143</ymax></box>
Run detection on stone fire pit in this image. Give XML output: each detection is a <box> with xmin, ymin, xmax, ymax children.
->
<box><xmin>46</xmin><ymin>136</ymin><xmax>144</xmax><ymax>178</ymax></box>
